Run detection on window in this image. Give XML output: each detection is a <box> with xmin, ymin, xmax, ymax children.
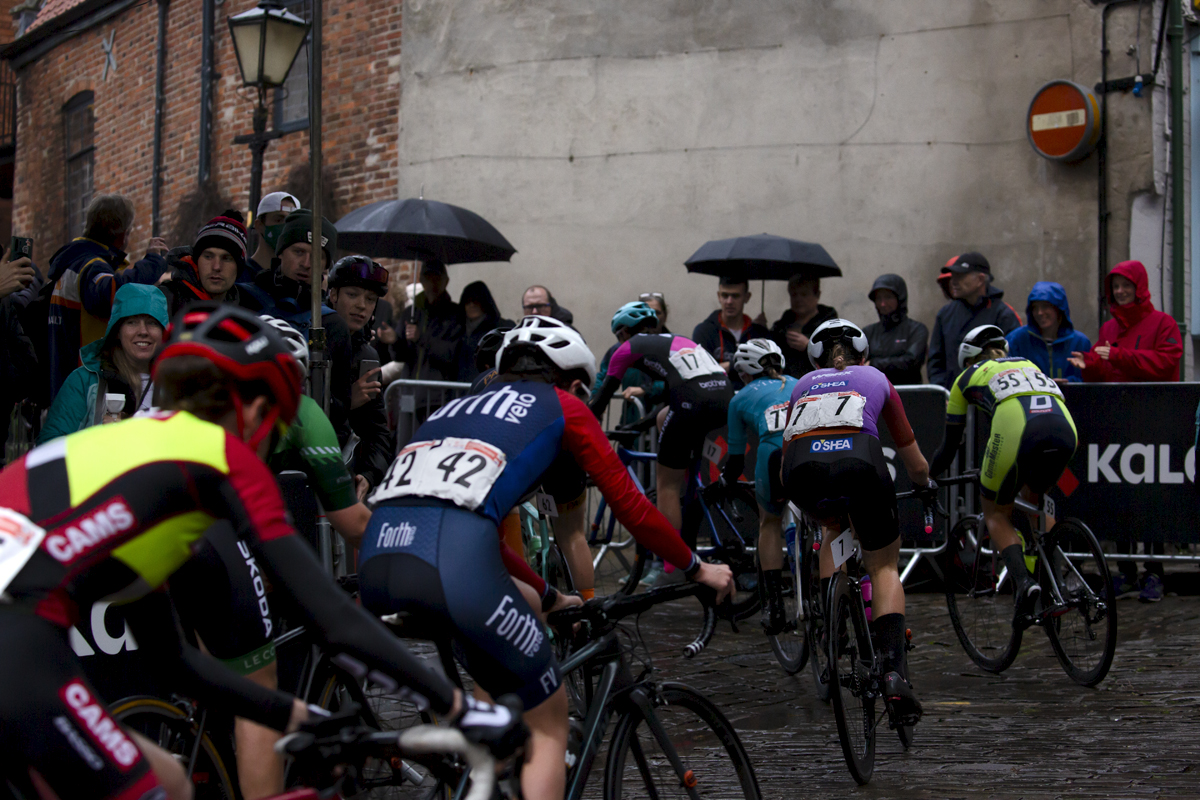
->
<box><xmin>64</xmin><ymin>92</ymin><xmax>95</xmax><ymax>239</ymax></box>
<box><xmin>274</xmin><ymin>0</ymin><xmax>310</xmax><ymax>132</ymax></box>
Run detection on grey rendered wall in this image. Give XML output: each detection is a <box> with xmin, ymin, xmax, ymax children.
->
<box><xmin>396</xmin><ymin>0</ymin><xmax>1157</xmax><ymax>363</ymax></box>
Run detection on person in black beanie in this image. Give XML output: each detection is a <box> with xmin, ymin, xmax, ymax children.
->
<box><xmin>160</xmin><ymin>211</ymin><xmax>248</xmax><ymax>316</ymax></box>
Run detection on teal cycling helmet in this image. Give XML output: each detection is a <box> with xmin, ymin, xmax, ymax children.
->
<box><xmin>611</xmin><ymin>301</ymin><xmax>659</xmax><ymax>334</ymax></box>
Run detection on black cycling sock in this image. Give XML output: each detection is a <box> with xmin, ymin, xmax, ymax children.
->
<box><xmin>1001</xmin><ymin>544</ymin><xmax>1031</xmax><ymax>593</ymax></box>
<box><xmin>820</xmin><ymin>577</ymin><xmax>832</xmax><ymax>616</ymax></box>
<box><xmin>874</xmin><ymin>612</ymin><xmax>907</xmax><ymax>680</ymax></box>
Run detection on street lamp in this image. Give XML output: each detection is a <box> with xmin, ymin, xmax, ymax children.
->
<box><xmin>227</xmin><ymin>1</ymin><xmax>310</xmax><ymax>220</ymax></box>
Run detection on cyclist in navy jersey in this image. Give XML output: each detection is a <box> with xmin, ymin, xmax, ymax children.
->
<box><xmin>590</xmin><ymin>303</ymin><xmax>734</xmax><ymax>574</ymax></box>
<box><xmin>780</xmin><ymin>319</ymin><xmax>931</xmax><ymax>721</ymax></box>
<box><xmin>358</xmin><ymin>315</ymin><xmax>734</xmax><ymax>800</ymax></box>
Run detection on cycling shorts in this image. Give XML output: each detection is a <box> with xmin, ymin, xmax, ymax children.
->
<box><xmin>658</xmin><ymin>393</ymin><xmax>729</xmax><ymax>470</ymax></box>
<box><xmin>782</xmin><ymin>432</ymin><xmax>898</xmax><ymax>552</ymax></box>
<box><xmin>756</xmin><ymin>445</ymin><xmax>785</xmax><ymax>516</ymax></box>
<box><xmin>982</xmin><ymin>395</ymin><xmax>1078</xmax><ymax>506</ymax></box>
<box><xmin>171</xmin><ymin>522</ymin><xmax>277</xmax><ymax>676</ymax></box>
<box><xmin>0</xmin><ymin>607</ymin><xmax>161</xmax><ymax>800</ymax></box>
<box><xmin>358</xmin><ymin>502</ymin><xmax>561</xmax><ymax>710</ymax></box>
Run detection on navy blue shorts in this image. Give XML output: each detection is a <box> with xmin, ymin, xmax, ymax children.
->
<box><xmin>358</xmin><ymin>502</ymin><xmax>561</xmax><ymax>710</ymax></box>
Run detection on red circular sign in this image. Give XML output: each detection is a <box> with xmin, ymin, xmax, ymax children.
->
<box><xmin>1027</xmin><ymin>81</ymin><xmax>1099</xmax><ymax>162</ymax></box>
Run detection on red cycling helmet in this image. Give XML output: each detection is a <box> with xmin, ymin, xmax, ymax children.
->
<box><xmin>154</xmin><ymin>303</ymin><xmax>304</xmax><ymax>449</ymax></box>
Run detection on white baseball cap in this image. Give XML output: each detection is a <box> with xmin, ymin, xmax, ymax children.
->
<box><xmin>256</xmin><ymin>191</ymin><xmax>300</xmax><ymax>217</ymax></box>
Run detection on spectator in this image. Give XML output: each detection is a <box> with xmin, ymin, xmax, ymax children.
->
<box><xmin>38</xmin><ymin>284</ymin><xmax>167</xmax><ymax>443</ymax></box>
<box><xmin>248</xmin><ymin>191</ymin><xmax>300</xmax><ymax>278</ymax></box>
<box><xmin>926</xmin><ymin>252</ymin><xmax>1020</xmax><ymax>389</ymax></box>
<box><xmin>937</xmin><ymin>257</ymin><xmax>954</xmax><ymax>300</ymax></box>
<box><xmin>692</xmin><ymin>277</ymin><xmax>771</xmax><ymax>388</ymax></box>
<box><xmin>393</xmin><ymin>260</ymin><xmax>463</xmax><ymax>381</ymax></box>
<box><xmin>1068</xmin><ymin>260</ymin><xmax>1182</xmax><ymax>382</ymax></box>
<box><xmin>769</xmin><ymin>275</ymin><xmax>838</xmax><ymax>378</ymax></box>
<box><xmin>458</xmin><ymin>281</ymin><xmax>513</xmax><ymax>382</ymax></box>
<box><xmin>326</xmin><ymin>255</ymin><xmax>395</xmax><ymax>498</ymax></box>
<box><xmin>1068</xmin><ymin>260</ymin><xmax>1182</xmax><ymax>603</ymax></box>
<box><xmin>160</xmin><ymin>213</ymin><xmax>248</xmax><ymax>316</ymax></box>
<box><xmin>639</xmin><ymin>291</ymin><xmax>672</xmax><ymax>333</ymax></box>
<box><xmin>522</xmin><ymin>284</ymin><xmax>575</xmax><ymax>326</ymax></box>
<box><xmin>47</xmin><ymin>194</ymin><xmax>168</xmax><ymax>400</ymax></box>
<box><xmin>1006</xmin><ymin>282</ymin><xmax>1091</xmax><ymax>383</ymax></box>
<box><xmin>0</xmin><ymin>250</ymin><xmax>40</xmax><ymax>461</ymax></box>
<box><xmin>863</xmin><ymin>274</ymin><xmax>928</xmax><ymax>385</ymax></box>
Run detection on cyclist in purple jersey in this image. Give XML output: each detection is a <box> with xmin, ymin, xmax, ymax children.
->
<box><xmin>781</xmin><ymin>319</ymin><xmax>931</xmax><ymax>721</ymax></box>
<box><xmin>590</xmin><ymin>303</ymin><xmax>734</xmax><ymax>567</ymax></box>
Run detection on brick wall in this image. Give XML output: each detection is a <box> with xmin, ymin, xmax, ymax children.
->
<box><xmin>10</xmin><ymin>0</ymin><xmax>402</xmax><ymax>271</ymax></box>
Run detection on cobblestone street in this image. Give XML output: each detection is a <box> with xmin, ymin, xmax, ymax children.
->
<box><xmin>636</xmin><ymin>591</ymin><xmax>1200</xmax><ymax>799</ymax></box>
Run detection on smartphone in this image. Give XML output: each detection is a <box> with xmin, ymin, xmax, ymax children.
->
<box><xmin>9</xmin><ymin>236</ymin><xmax>31</xmax><ymax>261</ymax></box>
<box><xmin>359</xmin><ymin>359</ymin><xmax>380</xmax><ymax>380</ymax></box>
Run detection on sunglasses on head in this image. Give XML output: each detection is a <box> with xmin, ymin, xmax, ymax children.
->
<box><xmin>639</xmin><ymin>292</ymin><xmax>664</xmax><ymax>303</ymax></box>
<box><xmin>343</xmin><ymin>258</ymin><xmax>389</xmax><ymax>285</ymax></box>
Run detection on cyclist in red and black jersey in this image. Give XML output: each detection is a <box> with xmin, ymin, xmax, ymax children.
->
<box><xmin>0</xmin><ymin>304</ymin><xmax>523</xmax><ymax>800</ymax></box>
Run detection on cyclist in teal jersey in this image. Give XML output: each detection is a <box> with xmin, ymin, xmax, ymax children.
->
<box><xmin>720</xmin><ymin>339</ymin><xmax>798</xmax><ymax>634</ymax></box>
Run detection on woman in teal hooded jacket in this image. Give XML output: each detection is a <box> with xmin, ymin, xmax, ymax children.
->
<box><xmin>1005</xmin><ymin>281</ymin><xmax>1092</xmax><ymax>382</ymax></box>
<box><xmin>38</xmin><ymin>283</ymin><xmax>169</xmax><ymax>442</ymax></box>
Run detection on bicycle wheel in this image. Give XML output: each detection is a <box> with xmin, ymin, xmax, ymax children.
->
<box><xmin>768</xmin><ymin>534</ymin><xmax>807</xmax><ymax>675</ymax></box>
<box><xmin>944</xmin><ymin>516</ymin><xmax>1022</xmax><ymax>673</ymax></box>
<box><xmin>827</xmin><ymin>574</ymin><xmax>876</xmax><ymax>786</ymax></box>
<box><xmin>603</xmin><ymin>683</ymin><xmax>762</xmax><ymax>799</ymax></box>
<box><xmin>802</xmin><ymin>524</ymin><xmax>831</xmax><ymax>702</ymax></box>
<box><xmin>695</xmin><ymin>485</ymin><xmax>762</xmax><ymax>621</ymax></box>
<box><xmin>1040</xmin><ymin>519</ymin><xmax>1118</xmax><ymax>687</ymax></box>
<box><xmin>110</xmin><ymin>697</ymin><xmax>237</xmax><ymax>800</ymax></box>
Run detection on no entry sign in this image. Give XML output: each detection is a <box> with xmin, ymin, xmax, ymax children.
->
<box><xmin>1027</xmin><ymin>80</ymin><xmax>1100</xmax><ymax>162</ymax></box>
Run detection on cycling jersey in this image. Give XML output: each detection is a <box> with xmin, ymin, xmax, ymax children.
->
<box><xmin>783</xmin><ymin>365</ymin><xmax>915</xmax><ymax>448</ymax></box>
<box><xmin>727</xmin><ymin>375</ymin><xmax>798</xmax><ymax>514</ymax></box>
<box><xmin>934</xmin><ymin>357</ymin><xmax>1077</xmax><ymax>504</ymax></box>
<box><xmin>270</xmin><ymin>394</ymin><xmax>357</xmax><ymax>512</ymax></box>
<box><xmin>605</xmin><ymin>333</ymin><xmax>732</xmax><ymax>402</ymax></box>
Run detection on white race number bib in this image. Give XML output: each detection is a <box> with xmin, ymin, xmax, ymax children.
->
<box><xmin>763</xmin><ymin>402</ymin><xmax>790</xmax><ymax>434</ymax></box>
<box><xmin>987</xmin><ymin>367</ymin><xmax>1063</xmax><ymax>403</ymax></box>
<box><xmin>668</xmin><ymin>347</ymin><xmax>725</xmax><ymax>381</ymax></box>
<box><xmin>370</xmin><ymin>438</ymin><xmax>506</xmax><ymax>510</ymax></box>
<box><xmin>0</xmin><ymin>508</ymin><xmax>46</xmax><ymax>595</ymax></box>
<box><xmin>830</xmin><ymin>530</ymin><xmax>860</xmax><ymax>569</ymax></box>
<box><xmin>783</xmin><ymin>392</ymin><xmax>866</xmax><ymax>440</ymax></box>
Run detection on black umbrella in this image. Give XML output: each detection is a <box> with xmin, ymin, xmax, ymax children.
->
<box><xmin>684</xmin><ymin>233</ymin><xmax>841</xmax><ymax>281</ymax></box>
<box><xmin>335</xmin><ymin>198</ymin><xmax>517</xmax><ymax>263</ymax></box>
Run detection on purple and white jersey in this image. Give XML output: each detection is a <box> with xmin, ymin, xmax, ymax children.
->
<box><xmin>785</xmin><ymin>365</ymin><xmax>909</xmax><ymax>443</ymax></box>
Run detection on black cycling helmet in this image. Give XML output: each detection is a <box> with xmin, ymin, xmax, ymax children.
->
<box><xmin>475</xmin><ymin>323</ymin><xmax>515</xmax><ymax>373</ymax></box>
<box><xmin>807</xmin><ymin>318</ymin><xmax>869</xmax><ymax>368</ymax></box>
<box><xmin>328</xmin><ymin>255</ymin><xmax>389</xmax><ymax>295</ymax></box>
<box><xmin>155</xmin><ymin>303</ymin><xmax>304</xmax><ymax>446</ymax></box>
<box><xmin>958</xmin><ymin>324</ymin><xmax>1009</xmax><ymax>366</ymax></box>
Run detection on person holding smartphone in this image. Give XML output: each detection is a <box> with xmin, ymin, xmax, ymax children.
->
<box><xmin>327</xmin><ymin>256</ymin><xmax>394</xmax><ymax>499</ymax></box>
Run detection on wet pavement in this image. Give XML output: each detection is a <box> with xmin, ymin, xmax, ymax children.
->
<box><xmin>635</xmin><ymin>590</ymin><xmax>1200</xmax><ymax>799</ymax></box>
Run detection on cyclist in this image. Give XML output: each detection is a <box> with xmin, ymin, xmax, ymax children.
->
<box><xmin>590</xmin><ymin>302</ymin><xmax>734</xmax><ymax>582</ymax></box>
<box><xmin>780</xmin><ymin>318</ymin><xmax>931</xmax><ymax>722</ymax></box>
<box><xmin>720</xmin><ymin>338</ymin><xmax>798</xmax><ymax>634</ymax></box>
<box><xmin>357</xmin><ymin>314</ymin><xmax>734</xmax><ymax>800</ymax></box>
<box><xmin>0</xmin><ymin>304</ymin><xmax>522</xmax><ymax>800</ymax></box>
<box><xmin>928</xmin><ymin>324</ymin><xmax>1078</xmax><ymax>626</ymax></box>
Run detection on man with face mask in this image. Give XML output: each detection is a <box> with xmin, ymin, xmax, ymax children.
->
<box><xmin>863</xmin><ymin>274</ymin><xmax>928</xmax><ymax>385</ymax></box>
<box><xmin>247</xmin><ymin>192</ymin><xmax>300</xmax><ymax>279</ymax></box>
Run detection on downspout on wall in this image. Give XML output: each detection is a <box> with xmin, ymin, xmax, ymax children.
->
<box><xmin>151</xmin><ymin>0</ymin><xmax>168</xmax><ymax>236</ymax></box>
<box><xmin>198</xmin><ymin>0</ymin><xmax>214</xmax><ymax>185</ymax></box>
<box><xmin>1168</xmin><ymin>0</ymin><xmax>1187</xmax><ymax>380</ymax></box>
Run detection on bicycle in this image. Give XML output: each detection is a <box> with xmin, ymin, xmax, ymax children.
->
<box><xmin>940</xmin><ymin>472</ymin><xmax>1118</xmax><ymax>687</ymax></box>
<box><xmin>518</xmin><ymin>499</ymin><xmax>575</xmax><ymax>596</ymax></box>
<box><xmin>547</xmin><ymin>583</ymin><xmax>762</xmax><ymax>799</ymax></box>
<box><xmin>598</xmin><ymin>429</ymin><xmax>762</xmax><ymax>620</ymax></box>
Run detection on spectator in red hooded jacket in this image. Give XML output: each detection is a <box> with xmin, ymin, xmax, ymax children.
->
<box><xmin>1069</xmin><ymin>260</ymin><xmax>1182</xmax><ymax>382</ymax></box>
<box><xmin>1068</xmin><ymin>259</ymin><xmax>1182</xmax><ymax>602</ymax></box>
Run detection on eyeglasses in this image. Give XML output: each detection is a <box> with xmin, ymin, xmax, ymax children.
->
<box><xmin>638</xmin><ymin>292</ymin><xmax>664</xmax><ymax>303</ymax></box>
<box><xmin>523</xmin><ymin>302</ymin><xmax>552</xmax><ymax>313</ymax></box>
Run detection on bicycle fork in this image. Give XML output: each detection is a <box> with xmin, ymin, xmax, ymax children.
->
<box><xmin>627</xmin><ymin>685</ymin><xmax>704</xmax><ymax>800</ymax></box>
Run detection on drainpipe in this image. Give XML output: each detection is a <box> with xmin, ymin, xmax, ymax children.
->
<box><xmin>1190</xmin><ymin>42</ymin><xmax>1200</xmax><ymax>343</ymax></box>
<box><xmin>151</xmin><ymin>0</ymin><xmax>169</xmax><ymax>236</ymax></box>
<box><xmin>1099</xmin><ymin>0</ymin><xmax>1139</xmax><ymax>326</ymax></box>
<box><xmin>198</xmin><ymin>0</ymin><xmax>214</xmax><ymax>184</ymax></box>
<box><xmin>1167</xmin><ymin>0</ymin><xmax>1187</xmax><ymax>377</ymax></box>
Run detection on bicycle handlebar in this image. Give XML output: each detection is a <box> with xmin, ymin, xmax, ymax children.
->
<box><xmin>547</xmin><ymin>582</ymin><xmax>721</xmax><ymax>659</ymax></box>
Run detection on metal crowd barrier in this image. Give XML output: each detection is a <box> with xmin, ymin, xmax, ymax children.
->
<box><xmin>384</xmin><ymin>378</ymin><xmax>474</xmax><ymax>452</ymax></box>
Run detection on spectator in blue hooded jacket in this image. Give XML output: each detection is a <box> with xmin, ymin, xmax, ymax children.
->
<box><xmin>1005</xmin><ymin>281</ymin><xmax>1091</xmax><ymax>382</ymax></box>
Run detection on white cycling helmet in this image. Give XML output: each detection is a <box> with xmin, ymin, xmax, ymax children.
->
<box><xmin>807</xmin><ymin>318</ymin><xmax>869</xmax><ymax>367</ymax></box>
<box><xmin>260</xmin><ymin>316</ymin><xmax>310</xmax><ymax>378</ymax></box>
<box><xmin>733</xmin><ymin>338</ymin><xmax>785</xmax><ymax>378</ymax></box>
<box><xmin>497</xmin><ymin>315</ymin><xmax>597</xmax><ymax>388</ymax></box>
<box><xmin>958</xmin><ymin>324</ymin><xmax>1008</xmax><ymax>367</ymax></box>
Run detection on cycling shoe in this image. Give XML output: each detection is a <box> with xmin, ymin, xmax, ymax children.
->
<box><xmin>883</xmin><ymin>671</ymin><xmax>923</xmax><ymax>724</ymax></box>
<box><xmin>1013</xmin><ymin>581</ymin><xmax>1041</xmax><ymax>631</ymax></box>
